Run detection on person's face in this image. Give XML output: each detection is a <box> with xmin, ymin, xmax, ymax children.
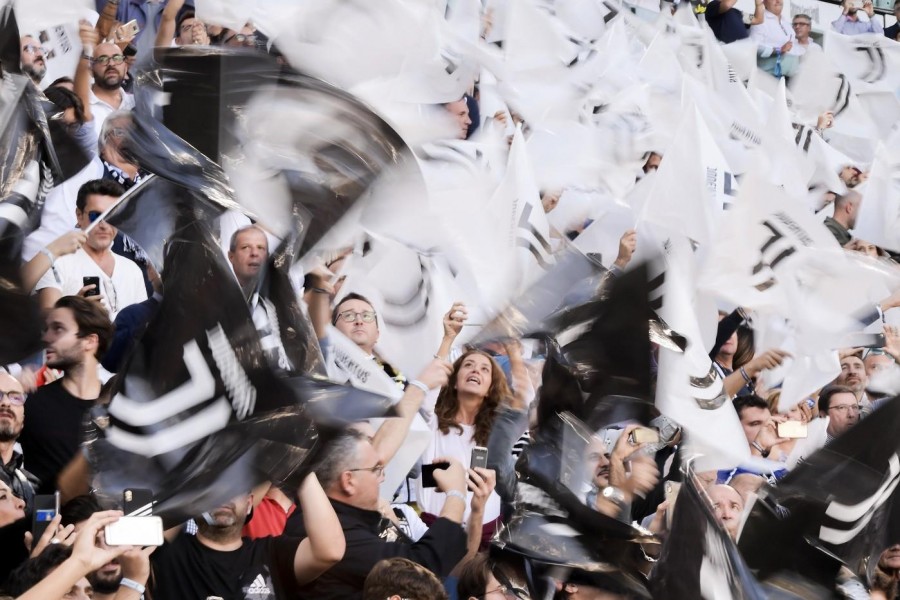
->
<box><xmin>0</xmin><ymin>373</ymin><xmax>25</xmax><ymax>443</ymax></box>
<box><xmin>708</xmin><ymin>485</ymin><xmax>743</xmax><ymax>539</ymax></box>
<box><xmin>334</xmin><ymin>298</ymin><xmax>379</xmax><ymax>354</ymax></box>
<box><xmin>483</xmin><ymin>572</ymin><xmax>509</xmax><ymax>600</ymax></box>
<box><xmin>61</xmin><ymin>576</ymin><xmax>93</xmax><ymax>600</ymax></box>
<box><xmin>764</xmin><ymin>0</ymin><xmax>783</xmax><ymax>15</ymax></box>
<box><xmin>445</xmin><ymin>99</ymin><xmax>472</xmax><ymax>140</ymax></box>
<box><xmin>0</xmin><ymin>481</ymin><xmax>26</xmax><ymax>527</ymax></box>
<box><xmin>826</xmin><ymin>392</ymin><xmax>860</xmax><ymax>436</ymax></box>
<box><xmin>738</xmin><ymin>406</ymin><xmax>771</xmax><ymax>446</ymax></box>
<box><xmin>791</xmin><ymin>19</ymin><xmax>811</xmax><ymax>39</ymax></box>
<box><xmin>864</xmin><ymin>353</ymin><xmax>893</xmax><ymax>377</ymax></box>
<box><xmin>20</xmin><ymin>36</ymin><xmax>47</xmax><ymax>83</ymax></box>
<box><xmin>837</xmin><ymin>356</ymin><xmax>866</xmax><ymax>394</ymax></box>
<box><xmin>77</xmin><ymin>193</ymin><xmax>119</xmax><ymax>251</ymax></box>
<box><xmin>177</xmin><ymin>17</ymin><xmax>209</xmax><ymax>45</ymax></box>
<box><xmin>205</xmin><ymin>493</ymin><xmax>252</xmax><ymax>529</ymax></box>
<box><xmin>88</xmin><ymin>546</ymin><xmax>122</xmax><ymax>595</ymax></box>
<box><xmin>455</xmin><ymin>353</ymin><xmax>493</xmax><ymax>398</ymax></box>
<box><xmin>228</xmin><ymin>228</ymin><xmax>268</xmax><ymax>288</ymax></box>
<box><xmin>43</xmin><ymin>307</ymin><xmax>90</xmax><ymax>370</ymax></box>
<box><xmin>879</xmin><ymin>544</ymin><xmax>900</xmax><ymax>570</ymax></box>
<box><xmin>541</xmin><ymin>190</ymin><xmax>561</xmax><ymax>214</ymax></box>
<box><xmin>855</xmin><ymin>241</ymin><xmax>879</xmax><ymax>258</ymax></box>
<box><xmin>223</xmin><ymin>26</ymin><xmax>257</xmax><ymax>48</ymax></box>
<box><xmin>718</xmin><ymin>331</ymin><xmax>738</xmax><ymax>358</ymax></box>
<box><xmin>785</xmin><ymin>400</ymin><xmax>809</xmax><ymax>423</ymax></box>
<box><xmin>840</xmin><ymin>166</ymin><xmax>863</xmax><ymax>188</ymax></box>
<box><xmin>643</xmin><ymin>152</ymin><xmax>662</xmax><ymax>174</ymax></box>
<box><xmin>91</xmin><ymin>43</ymin><xmax>127</xmax><ymax>90</ymax></box>
<box><xmin>346</xmin><ymin>440</ymin><xmax>384</xmax><ymax>511</ymax></box>
<box><xmin>586</xmin><ymin>436</ymin><xmax>611</xmax><ymax>489</ymax></box>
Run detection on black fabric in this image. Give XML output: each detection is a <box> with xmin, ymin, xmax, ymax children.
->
<box><xmin>150</xmin><ymin>533</ymin><xmax>301</xmax><ymax>600</ymax></box>
<box><xmin>0</xmin><ymin>450</ymin><xmax>35</xmax><ymax>587</ymax></box>
<box><xmin>19</xmin><ymin>380</ymin><xmax>96</xmax><ymax>494</ymax></box>
<box><xmin>283</xmin><ymin>498</ymin><xmax>466</xmax><ymax>600</ymax></box>
<box><xmin>705</xmin><ymin>1</ymin><xmax>751</xmax><ymax>44</ymax></box>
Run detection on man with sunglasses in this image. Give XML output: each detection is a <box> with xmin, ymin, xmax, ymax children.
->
<box><xmin>35</xmin><ymin>179</ymin><xmax>148</xmax><ymax>320</ymax></box>
<box><xmin>19</xmin><ymin>36</ymin><xmax>47</xmax><ymax>86</ymax></box>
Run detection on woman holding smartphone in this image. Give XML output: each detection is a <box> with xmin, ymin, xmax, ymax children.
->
<box><xmin>417</xmin><ymin>304</ymin><xmax>529</xmax><ymax>548</ymax></box>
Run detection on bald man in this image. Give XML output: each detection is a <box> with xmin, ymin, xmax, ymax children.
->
<box><xmin>707</xmin><ymin>484</ymin><xmax>744</xmax><ymax>540</ymax></box>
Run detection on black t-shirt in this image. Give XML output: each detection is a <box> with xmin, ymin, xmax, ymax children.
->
<box><xmin>19</xmin><ymin>380</ymin><xmax>96</xmax><ymax>494</ymax></box>
<box><xmin>705</xmin><ymin>0</ymin><xmax>750</xmax><ymax>44</ymax></box>
<box><xmin>150</xmin><ymin>534</ymin><xmax>302</xmax><ymax>600</ymax></box>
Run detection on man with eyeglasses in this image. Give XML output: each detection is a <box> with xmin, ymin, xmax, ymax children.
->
<box><xmin>19</xmin><ymin>36</ymin><xmax>47</xmax><ymax>86</ymax></box>
<box><xmin>834</xmin><ymin>351</ymin><xmax>871</xmax><ymax>411</ymax></box>
<box><xmin>790</xmin><ymin>14</ymin><xmax>821</xmax><ymax>55</ymax></box>
<box><xmin>284</xmin><ymin>429</ymin><xmax>468</xmax><ymax>599</ymax></box>
<box><xmin>76</xmin><ymin>32</ymin><xmax>135</xmax><ymax>143</ymax></box>
<box><xmin>0</xmin><ymin>372</ymin><xmax>40</xmax><ymax>585</ymax></box>
<box><xmin>35</xmin><ymin>179</ymin><xmax>148</xmax><ymax>320</ymax></box>
<box><xmin>818</xmin><ymin>385</ymin><xmax>861</xmax><ymax>444</ymax></box>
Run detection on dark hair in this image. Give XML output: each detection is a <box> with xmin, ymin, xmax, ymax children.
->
<box><xmin>54</xmin><ymin>296</ymin><xmax>115</xmax><ymax>359</ymax></box>
<box><xmin>732</xmin><ymin>394</ymin><xmax>769</xmax><ymax>419</ymax></box>
<box><xmin>434</xmin><ymin>350</ymin><xmax>511</xmax><ymax>447</ymax></box>
<box><xmin>456</xmin><ymin>553</ymin><xmax>493</xmax><ymax>600</ymax></box>
<box><xmin>176</xmin><ymin>9</ymin><xmax>199</xmax><ymax>34</ymax></box>
<box><xmin>818</xmin><ymin>384</ymin><xmax>855</xmax><ymax>414</ymax></box>
<box><xmin>332</xmin><ymin>292</ymin><xmax>378</xmax><ymax>326</ymax></box>
<box><xmin>43</xmin><ymin>85</ymin><xmax>86</xmax><ymax>125</ymax></box>
<box><xmin>313</xmin><ymin>429</ymin><xmax>367</xmax><ymax>490</ymax></box>
<box><xmin>75</xmin><ymin>178</ymin><xmax>125</xmax><ymax>213</ymax></box>
<box><xmin>5</xmin><ymin>544</ymin><xmax>72</xmax><ymax>595</ymax></box>
<box><xmin>363</xmin><ymin>557</ymin><xmax>448</xmax><ymax>600</ymax></box>
<box><xmin>48</xmin><ymin>75</ymin><xmax>74</xmax><ymax>88</ymax></box>
<box><xmin>732</xmin><ymin>326</ymin><xmax>755</xmax><ymax>371</ymax></box>
<box><xmin>60</xmin><ymin>494</ymin><xmax>104</xmax><ymax>527</ymax></box>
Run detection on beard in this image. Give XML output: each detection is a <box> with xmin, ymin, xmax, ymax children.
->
<box><xmin>0</xmin><ymin>420</ymin><xmax>23</xmax><ymax>442</ymax></box>
<box><xmin>94</xmin><ymin>69</ymin><xmax>124</xmax><ymax>91</ymax></box>
<box><xmin>22</xmin><ymin>61</ymin><xmax>46</xmax><ymax>82</ymax></box>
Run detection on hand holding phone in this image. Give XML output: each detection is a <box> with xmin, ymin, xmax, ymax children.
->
<box><xmin>32</xmin><ymin>492</ymin><xmax>60</xmax><ymax>541</ymax></box>
<box><xmin>470</xmin><ymin>446</ymin><xmax>488</xmax><ymax>470</ymax></box>
<box><xmin>421</xmin><ymin>462</ymin><xmax>450</xmax><ymax>488</ymax></box>
<box><xmin>82</xmin><ymin>276</ymin><xmax>100</xmax><ymax>298</ymax></box>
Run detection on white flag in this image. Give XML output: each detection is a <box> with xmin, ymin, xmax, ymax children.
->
<box><xmin>854</xmin><ymin>142</ymin><xmax>900</xmax><ymax>253</ymax></box>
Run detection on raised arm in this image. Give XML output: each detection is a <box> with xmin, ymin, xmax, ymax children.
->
<box><xmin>75</xmin><ymin>21</ymin><xmax>98</xmax><ymax>123</ymax></box>
<box><xmin>21</xmin><ymin>231</ymin><xmax>86</xmax><ymax>293</ymax></box>
<box><xmin>292</xmin><ymin>473</ymin><xmax>345</xmax><ymax>586</ymax></box>
<box><xmin>155</xmin><ymin>0</ymin><xmax>185</xmax><ymax>48</ymax></box>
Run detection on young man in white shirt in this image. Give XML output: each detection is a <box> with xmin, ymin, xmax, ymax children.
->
<box><xmin>35</xmin><ymin>179</ymin><xmax>148</xmax><ymax>320</ymax></box>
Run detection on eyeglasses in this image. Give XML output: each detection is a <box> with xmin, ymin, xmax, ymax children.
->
<box><xmin>0</xmin><ymin>391</ymin><xmax>26</xmax><ymax>406</ymax></box>
<box><xmin>93</xmin><ymin>54</ymin><xmax>125</xmax><ymax>66</ymax></box>
<box><xmin>224</xmin><ymin>33</ymin><xmax>257</xmax><ymax>45</ymax></box>
<box><xmin>828</xmin><ymin>404</ymin><xmax>860</xmax><ymax>414</ymax></box>
<box><xmin>22</xmin><ymin>44</ymin><xmax>47</xmax><ymax>55</ymax></box>
<box><xmin>482</xmin><ymin>584</ymin><xmax>529</xmax><ymax>600</ymax></box>
<box><xmin>180</xmin><ymin>21</ymin><xmax>206</xmax><ymax>32</ymax></box>
<box><xmin>347</xmin><ymin>464</ymin><xmax>385</xmax><ymax>477</ymax></box>
<box><xmin>335</xmin><ymin>310</ymin><xmax>377</xmax><ymax>324</ymax></box>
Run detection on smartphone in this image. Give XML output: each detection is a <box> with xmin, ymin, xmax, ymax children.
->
<box><xmin>114</xmin><ymin>19</ymin><xmax>140</xmax><ymax>42</ymax></box>
<box><xmin>664</xmin><ymin>481</ymin><xmax>681</xmax><ymax>529</ymax></box>
<box><xmin>421</xmin><ymin>462</ymin><xmax>450</xmax><ymax>488</ymax></box>
<box><xmin>33</xmin><ymin>492</ymin><xmax>60</xmax><ymax>540</ymax></box>
<box><xmin>105</xmin><ymin>516</ymin><xmax>164</xmax><ymax>546</ymax></box>
<box><xmin>628</xmin><ymin>427</ymin><xmax>660</xmax><ymax>445</ymax></box>
<box><xmin>123</xmin><ymin>488</ymin><xmax>153</xmax><ymax>516</ymax></box>
<box><xmin>470</xmin><ymin>446</ymin><xmax>488</xmax><ymax>470</ymax></box>
<box><xmin>83</xmin><ymin>276</ymin><xmax>100</xmax><ymax>297</ymax></box>
<box><xmin>777</xmin><ymin>421</ymin><xmax>808</xmax><ymax>439</ymax></box>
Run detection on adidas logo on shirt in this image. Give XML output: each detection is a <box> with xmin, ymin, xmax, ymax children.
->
<box><xmin>243</xmin><ymin>573</ymin><xmax>273</xmax><ymax>599</ymax></box>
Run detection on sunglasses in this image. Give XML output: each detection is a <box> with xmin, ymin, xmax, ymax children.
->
<box><xmin>93</xmin><ymin>54</ymin><xmax>125</xmax><ymax>66</ymax></box>
<box><xmin>88</xmin><ymin>210</ymin><xmax>103</xmax><ymax>223</ymax></box>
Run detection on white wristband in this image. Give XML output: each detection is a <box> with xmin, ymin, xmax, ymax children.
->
<box><xmin>409</xmin><ymin>379</ymin><xmax>429</xmax><ymax>394</ymax></box>
<box><xmin>39</xmin><ymin>247</ymin><xmax>56</xmax><ymax>266</ymax></box>
<box><xmin>119</xmin><ymin>578</ymin><xmax>145</xmax><ymax>594</ymax></box>
<box><xmin>445</xmin><ymin>489</ymin><xmax>466</xmax><ymax>502</ymax></box>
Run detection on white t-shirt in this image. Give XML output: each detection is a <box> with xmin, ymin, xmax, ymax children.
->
<box><xmin>35</xmin><ymin>248</ymin><xmax>148</xmax><ymax>320</ymax></box>
<box><xmin>416</xmin><ymin>399</ymin><xmax>502</xmax><ymax>523</ymax></box>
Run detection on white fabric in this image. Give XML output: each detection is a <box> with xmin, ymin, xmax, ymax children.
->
<box><xmin>794</xmin><ymin>39</ymin><xmax>822</xmax><ymax>56</ymax></box>
<box><xmin>34</xmin><ymin>248</ymin><xmax>148</xmax><ymax>320</ymax></box>
<box><xmin>416</xmin><ymin>413</ymin><xmax>502</xmax><ymax>524</ymax></box>
<box><xmin>23</xmin><ymin>158</ymin><xmax>103</xmax><ymax>262</ymax></box>
<box><xmin>88</xmin><ymin>88</ymin><xmax>136</xmax><ymax>145</ymax></box>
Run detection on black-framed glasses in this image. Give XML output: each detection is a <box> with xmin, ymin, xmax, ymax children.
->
<box><xmin>180</xmin><ymin>21</ymin><xmax>206</xmax><ymax>32</ymax></box>
<box><xmin>335</xmin><ymin>310</ymin><xmax>376</xmax><ymax>324</ymax></box>
<box><xmin>88</xmin><ymin>210</ymin><xmax>103</xmax><ymax>223</ymax></box>
<box><xmin>22</xmin><ymin>44</ymin><xmax>47</xmax><ymax>55</ymax></box>
<box><xmin>93</xmin><ymin>54</ymin><xmax>125</xmax><ymax>66</ymax></box>
<box><xmin>828</xmin><ymin>404</ymin><xmax>860</xmax><ymax>414</ymax></box>
<box><xmin>0</xmin><ymin>390</ymin><xmax>26</xmax><ymax>406</ymax></box>
<box><xmin>347</xmin><ymin>464</ymin><xmax>385</xmax><ymax>477</ymax></box>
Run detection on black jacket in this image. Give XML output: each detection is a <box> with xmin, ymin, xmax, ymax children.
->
<box><xmin>283</xmin><ymin>498</ymin><xmax>466</xmax><ymax>599</ymax></box>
